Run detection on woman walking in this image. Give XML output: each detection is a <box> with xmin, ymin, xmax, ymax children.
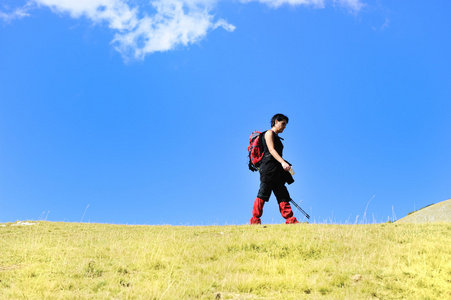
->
<box><xmin>250</xmin><ymin>114</ymin><xmax>299</xmax><ymax>225</ymax></box>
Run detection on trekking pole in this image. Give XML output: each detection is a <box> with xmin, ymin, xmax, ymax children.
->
<box><xmin>290</xmin><ymin>199</ymin><xmax>310</xmax><ymax>219</ymax></box>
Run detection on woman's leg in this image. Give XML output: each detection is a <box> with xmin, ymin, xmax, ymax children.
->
<box><xmin>279</xmin><ymin>201</ymin><xmax>299</xmax><ymax>224</ymax></box>
<box><xmin>273</xmin><ymin>183</ymin><xmax>299</xmax><ymax>224</ymax></box>
<box><xmin>251</xmin><ymin>182</ymin><xmax>271</xmax><ymax>224</ymax></box>
<box><xmin>250</xmin><ymin>198</ymin><xmax>265</xmax><ymax>224</ymax></box>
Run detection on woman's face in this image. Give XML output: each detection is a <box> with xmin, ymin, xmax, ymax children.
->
<box><xmin>274</xmin><ymin>119</ymin><xmax>287</xmax><ymax>133</ymax></box>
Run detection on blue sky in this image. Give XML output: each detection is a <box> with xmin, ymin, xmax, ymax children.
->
<box><xmin>1</xmin><ymin>0</ymin><xmax>450</xmax><ymax>225</ymax></box>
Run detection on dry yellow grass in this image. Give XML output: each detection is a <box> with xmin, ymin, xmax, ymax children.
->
<box><xmin>397</xmin><ymin>199</ymin><xmax>451</xmax><ymax>223</ymax></box>
<box><xmin>1</xmin><ymin>221</ymin><xmax>450</xmax><ymax>299</ymax></box>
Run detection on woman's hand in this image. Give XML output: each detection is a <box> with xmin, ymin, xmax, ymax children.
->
<box><xmin>281</xmin><ymin>161</ymin><xmax>291</xmax><ymax>171</ymax></box>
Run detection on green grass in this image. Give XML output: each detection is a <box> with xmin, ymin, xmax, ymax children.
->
<box><xmin>1</xmin><ymin>221</ymin><xmax>450</xmax><ymax>299</ymax></box>
<box><xmin>407</xmin><ymin>203</ymin><xmax>435</xmax><ymax>215</ymax></box>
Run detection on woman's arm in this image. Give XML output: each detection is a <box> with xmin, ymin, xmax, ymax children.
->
<box><xmin>265</xmin><ymin>131</ymin><xmax>291</xmax><ymax>171</ymax></box>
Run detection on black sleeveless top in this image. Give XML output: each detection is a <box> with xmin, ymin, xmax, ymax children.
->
<box><xmin>259</xmin><ymin>130</ymin><xmax>284</xmax><ymax>183</ymax></box>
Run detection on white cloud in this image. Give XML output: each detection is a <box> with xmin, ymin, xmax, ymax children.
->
<box><xmin>240</xmin><ymin>0</ymin><xmax>325</xmax><ymax>9</ymax></box>
<box><xmin>0</xmin><ymin>6</ymin><xmax>30</xmax><ymax>22</ymax></box>
<box><xmin>241</xmin><ymin>0</ymin><xmax>364</xmax><ymax>12</ymax></box>
<box><xmin>333</xmin><ymin>0</ymin><xmax>364</xmax><ymax>12</ymax></box>
<box><xmin>112</xmin><ymin>0</ymin><xmax>235</xmax><ymax>60</ymax></box>
<box><xmin>33</xmin><ymin>0</ymin><xmax>139</xmax><ymax>31</ymax></box>
<box><xmin>28</xmin><ymin>0</ymin><xmax>234</xmax><ymax>60</ymax></box>
<box><xmin>3</xmin><ymin>0</ymin><xmax>364</xmax><ymax>61</ymax></box>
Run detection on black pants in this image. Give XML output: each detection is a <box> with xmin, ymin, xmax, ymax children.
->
<box><xmin>257</xmin><ymin>180</ymin><xmax>291</xmax><ymax>204</ymax></box>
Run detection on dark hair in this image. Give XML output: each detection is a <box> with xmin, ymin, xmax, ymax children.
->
<box><xmin>271</xmin><ymin>114</ymin><xmax>289</xmax><ymax>127</ymax></box>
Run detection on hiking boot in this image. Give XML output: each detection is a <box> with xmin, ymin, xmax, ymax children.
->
<box><xmin>286</xmin><ymin>217</ymin><xmax>299</xmax><ymax>224</ymax></box>
<box><xmin>250</xmin><ymin>217</ymin><xmax>261</xmax><ymax>225</ymax></box>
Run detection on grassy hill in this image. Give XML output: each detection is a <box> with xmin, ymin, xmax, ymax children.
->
<box><xmin>397</xmin><ymin>199</ymin><xmax>451</xmax><ymax>223</ymax></box>
<box><xmin>1</xmin><ymin>221</ymin><xmax>450</xmax><ymax>299</ymax></box>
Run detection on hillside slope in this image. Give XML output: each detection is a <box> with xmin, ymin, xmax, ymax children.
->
<box><xmin>1</xmin><ymin>221</ymin><xmax>450</xmax><ymax>299</ymax></box>
<box><xmin>397</xmin><ymin>199</ymin><xmax>451</xmax><ymax>223</ymax></box>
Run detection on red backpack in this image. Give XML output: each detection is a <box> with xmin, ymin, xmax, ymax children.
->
<box><xmin>248</xmin><ymin>131</ymin><xmax>264</xmax><ymax>171</ymax></box>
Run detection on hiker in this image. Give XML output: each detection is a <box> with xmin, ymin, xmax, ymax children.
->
<box><xmin>250</xmin><ymin>114</ymin><xmax>299</xmax><ymax>225</ymax></box>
